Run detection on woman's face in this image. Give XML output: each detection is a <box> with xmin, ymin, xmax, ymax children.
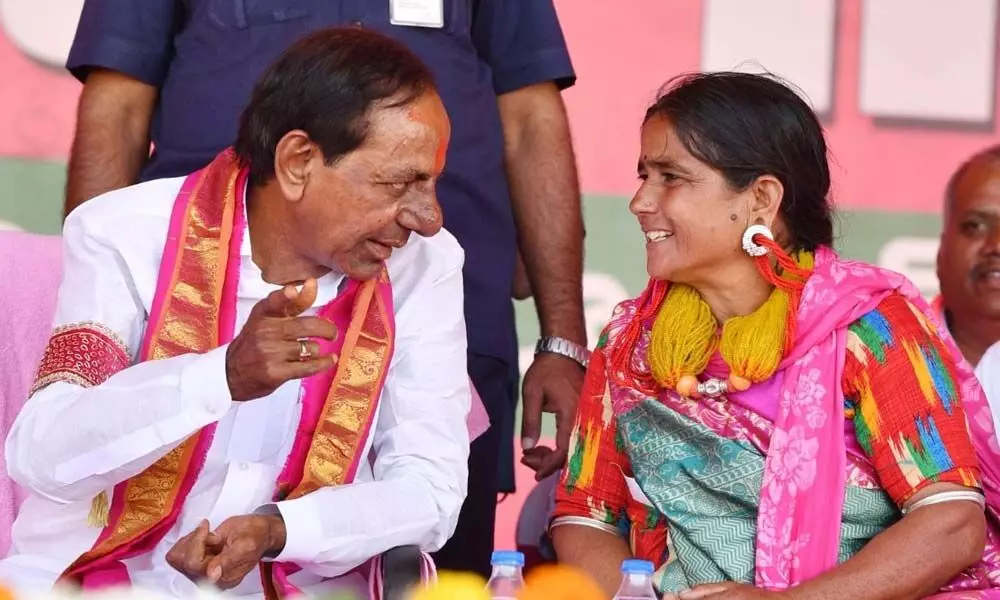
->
<box><xmin>631</xmin><ymin>115</ymin><xmax>757</xmax><ymax>285</ymax></box>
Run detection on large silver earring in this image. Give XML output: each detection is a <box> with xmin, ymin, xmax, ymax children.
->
<box><xmin>742</xmin><ymin>224</ymin><xmax>773</xmax><ymax>257</ymax></box>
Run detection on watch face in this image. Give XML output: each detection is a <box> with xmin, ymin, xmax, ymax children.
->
<box><xmin>534</xmin><ymin>337</ymin><xmax>588</xmax><ymax>367</ymax></box>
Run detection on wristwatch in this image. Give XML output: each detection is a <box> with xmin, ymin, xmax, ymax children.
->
<box><xmin>534</xmin><ymin>336</ymin><xmax>591</xmax><ymax>369</ymax></box>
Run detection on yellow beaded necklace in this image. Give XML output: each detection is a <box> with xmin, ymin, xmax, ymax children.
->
<box><xmin>647</xmin><ymin>251</ymin><xmax>814</xmax><ymax>397</ymax></box>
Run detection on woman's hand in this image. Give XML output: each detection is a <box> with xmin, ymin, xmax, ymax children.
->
<box><xmin>675</xmin><ymin>583</ymin><xmax>783</xmax><ymax>599</ymax></box>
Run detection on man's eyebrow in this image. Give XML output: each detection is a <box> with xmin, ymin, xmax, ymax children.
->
<box><xmin>961</xmin><ymin>208</ymin><xmax>1000</xmax><ymax>220</ymax></box>
<box><xmin>376</xmin><ymin>167</ymin><xmax>428</xmax><ymax>180</ymax></box>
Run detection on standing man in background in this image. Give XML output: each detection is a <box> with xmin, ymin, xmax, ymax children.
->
<box><xmin>62</xmin><ymin>0</ymin><xmax>587</xmax><ymax>577</ymax></box>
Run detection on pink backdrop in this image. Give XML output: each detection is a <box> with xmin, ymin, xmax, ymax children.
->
<box><xmin>2</xmin><ymin>0</ymin><xmax>999</xmax><ymax>213</ymax></box>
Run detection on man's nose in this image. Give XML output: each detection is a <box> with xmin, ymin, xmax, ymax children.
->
<box><xmin>983</xmin><ymin>226</ymin><xmax>1000</xmax><ymax>256</ymax></box>
<box><xmin>399</xmin><ymin>193</ymin><xmax>443</xmax><ymax>237</ymax></box>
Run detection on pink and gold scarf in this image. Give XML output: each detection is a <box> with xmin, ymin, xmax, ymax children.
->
<box><xmin>35</xmin><ymin>150</ymin><xmax>397</xmax><ymax>598</ymax></box>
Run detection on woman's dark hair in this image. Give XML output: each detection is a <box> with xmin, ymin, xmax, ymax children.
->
<box><xmin>234</xmin><ymin>27</ymin><xmax>436</xmax><ymax>187</ymax></box>
<box><xmin>645</xmin><ymin>72</ymin><xmax>834</xmax><ymax>251</ymax></box>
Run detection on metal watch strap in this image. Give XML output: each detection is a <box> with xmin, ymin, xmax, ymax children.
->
<box><xmin>534</xmin><ymin>336</ymin><xmax>591</xmax><ymax>368</ymax></box>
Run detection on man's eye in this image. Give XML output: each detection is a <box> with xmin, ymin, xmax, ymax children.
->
<box><xmin>961</xmin><ymin>221</ymin><xmax>987</xmax><ymax>236</ymax></box>
<box><xmin>390</xmin><ymin>181</ymin><xmax>409</xmax><ymax>192</ymax></box>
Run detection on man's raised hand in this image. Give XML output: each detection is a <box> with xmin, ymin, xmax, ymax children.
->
<box><xmin>225</xmin><ymin>278</ymin><xmax>338</xmax><ymax>402</ymax></box>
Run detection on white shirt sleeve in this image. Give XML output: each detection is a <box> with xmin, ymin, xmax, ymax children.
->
<box><xmin>976</xmin><ymin>341</ymin><xmax>1000</xmax><ymax>435</ymax></box>
<box><xmin>5</xmin><ymin>207</ymin><xmax>233</xmax><ymax>504</ymax></box>
<box><xmin>270</xmin><ymin>241</ymin><xmax>471</xmax><ymax>577</ymax></box>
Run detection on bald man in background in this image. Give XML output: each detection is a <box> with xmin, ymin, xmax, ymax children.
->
<box><xmin>936</xmin><ymin>144</ymin><xmax>1000</xmax><ymax>429</ymax></box>
<box><xmin>937</xmin><ymin>145</ymin><xmax>1000</xmax><ymax>367</ymax></box>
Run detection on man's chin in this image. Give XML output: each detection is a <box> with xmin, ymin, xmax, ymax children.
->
<box><xmin>975</xmin><ymin>302</ymin><xmax>1000</xmax><ymax>322</ymax></box>
<box><xmin>343</xmin><ymin>261</ymin><xmax>383</xmax><ymax>281</ymax></box>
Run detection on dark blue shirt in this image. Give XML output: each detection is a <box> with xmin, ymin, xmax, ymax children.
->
<box><xmin>67</xmin><ymin>0</ymin><xmax>576</xmax><ymax>366</ymax></box>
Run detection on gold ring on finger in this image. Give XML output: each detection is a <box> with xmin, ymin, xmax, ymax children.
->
<box><xmin>298</xmin><ymin>339</ymin><xmax>312</xmax><ymax>361</ymax></box>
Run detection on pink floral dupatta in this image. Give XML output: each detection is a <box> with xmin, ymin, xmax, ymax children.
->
<box><xmin>754</xmin><ymin>247</ymin><xmax>1000</xmax><ymax>592</ymax></box>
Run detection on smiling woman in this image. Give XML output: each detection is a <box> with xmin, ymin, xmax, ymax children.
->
<box><xmin>549</xmin><ymin>72</ymin><xmax>1000</xmax><ymax>599</ymax></box>
<box><xmin>631</xmin><ymin>73</ymin><xmax>832</xmax><ymax>291</ymax></box>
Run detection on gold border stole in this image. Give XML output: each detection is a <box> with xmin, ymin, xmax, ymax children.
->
<box><xmin>293</xmin><ymin>269</ymin><xmax>393</xmax><ymax>498</ymax></box>
<box><xmin>262</xmin><ymin>270</ymin><xmax>394</xmax><ymax>600</ymax></box>
<box><xmin>60</xmin><ymin>155</ymin><xmax>239</xmax><ymax>579</ymax></box>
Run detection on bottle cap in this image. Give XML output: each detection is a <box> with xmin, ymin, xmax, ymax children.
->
<box><xmin>491</xmin><ymin>550</ymin><xmax>525</xmax><ymax>567</ymax></box>
<box><xmin>621</xmin><ymin>559</ymin><xmax>654</xmax><ymax>575</ymax></box>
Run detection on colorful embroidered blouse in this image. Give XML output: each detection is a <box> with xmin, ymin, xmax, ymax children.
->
<box><xmin>552</xmin><ymin>292</ymin><xmax>982</xmax><ymax>567</ymax></box>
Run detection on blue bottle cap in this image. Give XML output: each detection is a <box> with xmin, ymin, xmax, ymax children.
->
<box><xmin>491</xmin><ymin>550</ymin><xmax>525</xmax><ymax>567</ymax></box>
<box><xmin>621</xmin><ymin>559</ymin><xmax>654</xmax><ymax>575</ymax></box>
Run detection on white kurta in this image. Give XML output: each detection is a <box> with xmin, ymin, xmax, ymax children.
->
<box><xmin>976</xmin><ymin>341</ymin><xmax>1000</xmax><ymax>435</ymax></box>
<box><xmin>0</xmin><ymin>177</ymin><xmax>472</xmax><ymax>597</ymax></box>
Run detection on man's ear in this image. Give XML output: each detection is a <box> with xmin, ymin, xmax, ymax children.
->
<box><xmin>273</xmin><ymin>130</ymin><xmax>317</xmax><ymax>203</ymax></box>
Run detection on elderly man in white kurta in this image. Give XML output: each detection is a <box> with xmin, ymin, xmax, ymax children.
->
<box><xmin>0</xmin><ymin>28</ymin><xmax>471</xmax><ymax>598</ymax></box>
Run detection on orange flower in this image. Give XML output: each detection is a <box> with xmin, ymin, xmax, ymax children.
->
<box><xmin>517</xmin><ymin>565</ymin><xmax>606</xmax><ymax>600</ymax></box>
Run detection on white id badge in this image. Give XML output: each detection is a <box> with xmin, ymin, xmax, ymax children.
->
<box><xmin>389</xmin><ymin>0</ymin><xmax>444</xmax><ymax>28</ymax></box>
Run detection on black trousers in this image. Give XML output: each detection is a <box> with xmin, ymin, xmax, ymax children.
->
<box><xmin>431</xmin><ymin>353</ymin><xmax>512</xmax><ymax>578</ymax></box>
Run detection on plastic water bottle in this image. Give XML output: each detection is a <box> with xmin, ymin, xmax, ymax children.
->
<box><xmin>486</xmin><ymin>550</ymin><xmax>525</xmax><ymax>599</ymax></box>
<box><xmin>613</xmin><ymin>559</ymin><xmax>658</xmax><ymax>599</ymax></box>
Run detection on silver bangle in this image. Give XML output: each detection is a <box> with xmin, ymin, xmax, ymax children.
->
<box><xmin>902</xmin><ymin>490</ymin><xmax>985</xmax><ymax>515</ymax></box>
<box><xmin>549</xmin><ymin>516</ymin><xmax>623</xmax><ymax>537</ymax></box>
<box><xmin>535</xmin><ymin>336</ymin><xmax>591</xmax><ymax>369</ymax></box>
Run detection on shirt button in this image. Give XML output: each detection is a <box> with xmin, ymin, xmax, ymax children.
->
<box><xmin>239</xmin><ymin>462</ymin><xmax>250</xmax><ymax>472</ymax></box>
<box><xmin>351</xmin><ymin>20</ymin><xmax>364</xmax><ymax>27</ymax></box>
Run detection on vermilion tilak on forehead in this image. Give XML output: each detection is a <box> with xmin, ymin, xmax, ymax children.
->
<box><xmin>433</xmin><ymin>137</ymin><xmax>449</xmax><ymax>173</ymax></box>
<box><xmin>404</xmin><ymin>94</ymin><xmax>451</xmax><ymax>174</ymax></box>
